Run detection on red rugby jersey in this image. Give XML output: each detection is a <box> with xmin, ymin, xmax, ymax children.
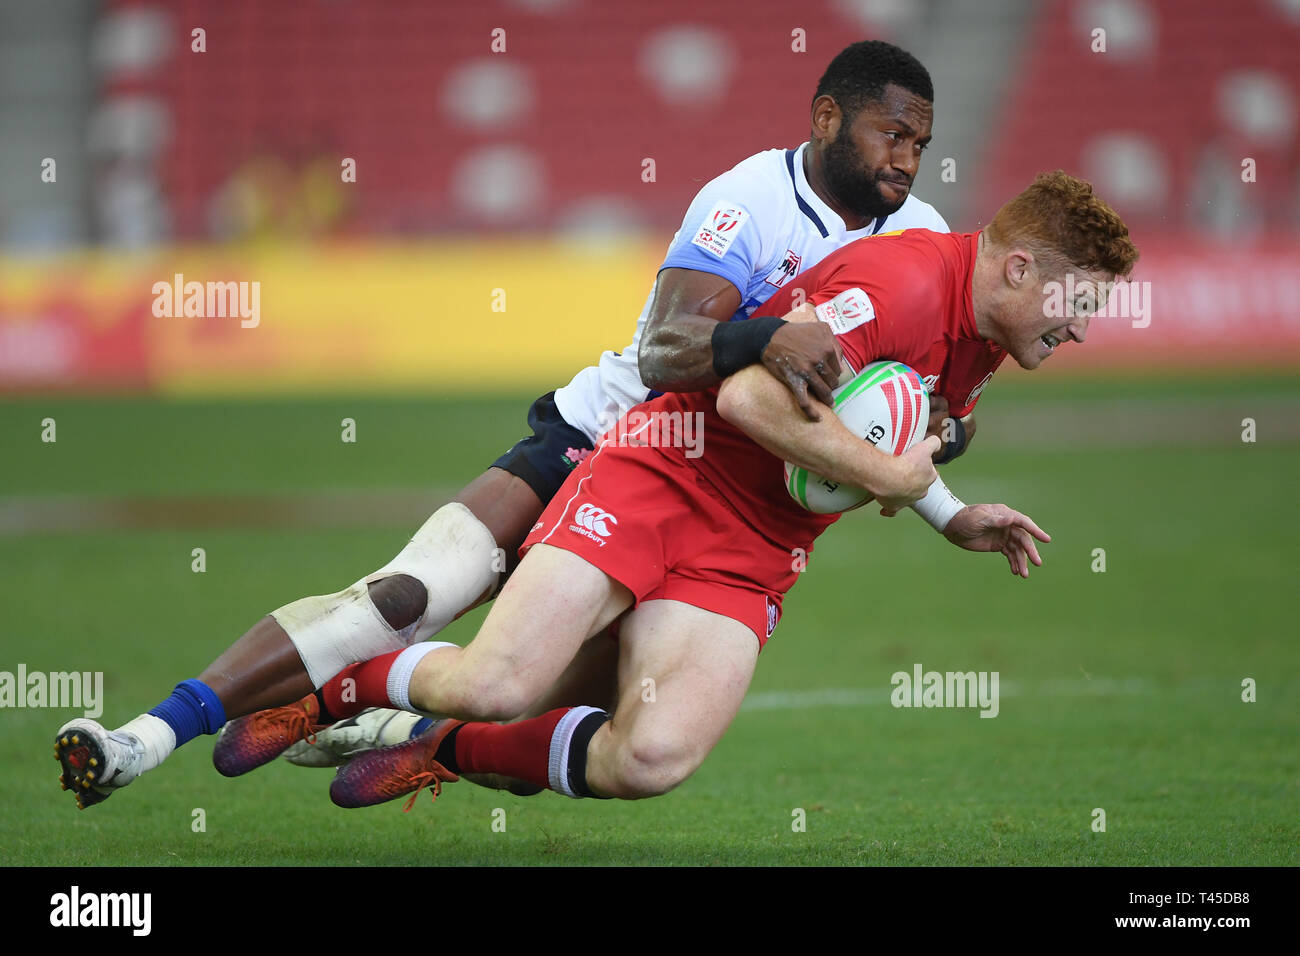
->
<box><xmin>633</xmin><ymin>229</ymin><xmax>1005</xmax><ymax>551</ymax></box>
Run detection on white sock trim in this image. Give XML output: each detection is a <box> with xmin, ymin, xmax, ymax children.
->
<box><xmin>547</xmin><ymin>705</ymin><xmax>604</xmax><ymax>798</ymax></box>
<box><xmin>387</xmin><ymin>641</ymin><xmax>456</xmax><ymax>712</ymax></box>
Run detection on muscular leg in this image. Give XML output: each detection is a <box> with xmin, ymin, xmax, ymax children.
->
<box><xmin>200</xmin><ymin>467</ymin><xmax>543</xmax><ymax>718</ymax></box>
<box><xmin>405</xmin><ymin>544</ymin><xmax>631</xmax><ymax>721</ymax></box>
<box><xmin>585</xmin><ymin>600</ymin><xmax>758</xmax><ymax>799</ymax></box>
<box><xmin>522</xmin><ymin>628</ymin><xmax>619</xmax><ymax>715</ymax></box>
<box><xmin>326</xmin><ymin>581</ymin><xmax>763</xmax><ymax>809</ymax></box>
<box><xmin>460</xmin><ymin>627</ymin><xmax>619</xmax><ymax>795</ymax></box>
<box><xmin>327</xmin><ymin>546</ymin><xmax>635</xmax><ymax>807</ymax></box>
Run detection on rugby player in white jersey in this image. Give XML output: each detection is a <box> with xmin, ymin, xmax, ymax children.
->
<box><xmin>53</xmin><ymin>40</ymin><xmax>967</xmax><ymax>807</ymax></box>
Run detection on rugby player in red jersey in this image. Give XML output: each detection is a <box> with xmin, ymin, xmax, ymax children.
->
<box><xmin>312</xmin><ymin>170</ymin><xmax>1139</xmax><ymax>808</ymax></box>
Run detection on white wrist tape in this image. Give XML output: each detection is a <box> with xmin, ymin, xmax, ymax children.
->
<box><xmin>910</xmin><ymin>476</ymin><xmax>966</xmax><ymax>532</ymax></box>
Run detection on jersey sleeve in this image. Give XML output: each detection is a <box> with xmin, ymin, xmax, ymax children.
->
<box><xmin>658</xmin><ymin>170</ymin><xmax>770</xmax><ymax>297</ymax></box>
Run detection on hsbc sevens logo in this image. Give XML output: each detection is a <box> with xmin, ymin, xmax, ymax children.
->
<box><xmin>712</xmin><ymin>208</ymin><xmax>742</xmax><ymax>232</ymax></box>
<box><xmin>574</xmin><ymin>503</ymin><xmax>618</xmax><ymax>537</ymax></box>
<box><xmin>838</xmin><ymin>293</ymin><xmax>868</xmax><ymax>320</ymax></box>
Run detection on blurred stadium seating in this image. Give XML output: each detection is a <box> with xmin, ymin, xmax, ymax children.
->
<box><xmin>89</xmin><ymin>0</ymin><xmax>925</xmax><ymax>240</ymax></box>
<box><xmin>981</xmin><ymin>0</ymin><xmax>1300</xmax><ymax>233</ymax></box>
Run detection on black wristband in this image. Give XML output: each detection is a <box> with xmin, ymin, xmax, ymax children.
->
<box><xmin>934</xmin><ymin>414</ymin><xmax>968</xmax><ymax>465</ymax></box>
<box><xmin>711</xmin><ymin>315</ymin><xmax>787</xmax><ymax>378</ymax></box>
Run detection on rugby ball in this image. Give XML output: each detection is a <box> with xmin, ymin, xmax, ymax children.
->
<box><xmin>784</xmin><ymin>360</ymin><xmax>929</xmax><ymax>513</ymax></box>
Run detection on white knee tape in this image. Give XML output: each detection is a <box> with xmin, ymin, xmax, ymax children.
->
<box><xmin>368</xmin><ymin>503</ymin><xmax>501</xmax><ymax>641</ymax></box>
<box><xmin>273</xmin><ymin>503</ymin><xmax>500</xmax><ymax>688</ymax></box>
<box><xmin>271</xmin><ymin>583</ymin><xmax>396</xmax><ymax>689</ymax></box>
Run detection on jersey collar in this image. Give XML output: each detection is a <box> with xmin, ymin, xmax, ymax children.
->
<box><xmin>789</xmin><ymin>142</ymin><xmax>889</xmax><ymax>239</ymax></box>
<box><xmin>959</xmin><ymin>232</ymin><xmax>986</xmax><ymax>344</ymax></box>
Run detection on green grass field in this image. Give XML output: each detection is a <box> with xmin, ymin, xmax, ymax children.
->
<box><xmin>2</xmin><ymin>375</ymin><xmax>1297</xmax><ymax>866</ymax></box>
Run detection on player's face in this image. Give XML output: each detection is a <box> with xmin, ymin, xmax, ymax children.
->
<box><xmin>1001</xmin><ymin>265</ymin><xmax>1112</xmax><ymax>370</ymax></box>
<box><xmin>823</xmin><ymin>84</ymin><xmax>934</xmax><ymax>221</ymax></box>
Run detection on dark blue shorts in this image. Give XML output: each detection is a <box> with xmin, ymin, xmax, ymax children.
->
<box><xmin>491</xmin><ymin>391</ymin><xmax>596</xmax><ymax>504</ymax></box>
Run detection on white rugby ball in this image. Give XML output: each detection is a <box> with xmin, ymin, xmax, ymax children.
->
<box><xmin>784</xmin><ymin>360</ymin><xmax>929</xmax><ymax>514</ymax></box>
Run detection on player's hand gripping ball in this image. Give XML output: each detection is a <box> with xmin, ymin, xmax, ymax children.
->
<box><xmin>784</xmin><ymin>360</ymin><xmax>929</xmax><ymax>513</ymax></box>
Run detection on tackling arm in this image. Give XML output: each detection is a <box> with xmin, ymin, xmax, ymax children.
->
<box><xmin>638</xmin><ymin>269</ymin><xmax>742</xmax><ymax>391</ymax></box>
<box><xmin>638</xmin><ymin>268</ymin><xmax>844</xmax><ymax>420</ymax></box>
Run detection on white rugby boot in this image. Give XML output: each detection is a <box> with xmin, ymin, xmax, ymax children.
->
<box><xmin>286</xmin><ymin>709</ymin><xmax>542</xmax><ymax>796</ymax></box>
<box><xmin>281</xmin><ymin>707</ymin><xmax>424</xmax><ymax>767</ymax></box>
<box><xmin>54</xmin><ymin>715</ymin><xmax>171</xmax><ymax>809</ymax></box>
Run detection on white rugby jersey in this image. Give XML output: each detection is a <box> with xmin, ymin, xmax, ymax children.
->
<box><xmin>552</xmin><ymin>142</ymin><xmax>949</xmax><ymax>443</ymax></box>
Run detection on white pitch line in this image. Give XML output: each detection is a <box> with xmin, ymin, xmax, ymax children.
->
<box><xmin>740</xmin><ymin>677</ymin><xmax>1151</xmax><ymax>712</ymax></box>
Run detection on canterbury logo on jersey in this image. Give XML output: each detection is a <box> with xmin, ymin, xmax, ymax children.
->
<box><xmin>570</xmin><ymin>503</ymin><xmax>618</xmax><ymax>545</ymax></box>
<box><xmin>965</xmin><ymin>371</ymin><xmax>993</xmax><ymax>408</ymax></box>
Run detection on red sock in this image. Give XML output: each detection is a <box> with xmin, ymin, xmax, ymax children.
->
<box><xmin>454</xmin><ymin>708</ymin><xmax>571</xmax><ymax>793</ymax></box>
<box><xmin>320</xmin><ymin>649</ymin><xmax>404</xmax><ymax>719</ymax></box>
<box><xmin>453</xmin><ymin>706</ymin><xmax>610</xmax><ymax>796</ymax></box>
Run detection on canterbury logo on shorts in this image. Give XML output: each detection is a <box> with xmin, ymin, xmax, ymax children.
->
<box><xmin>570</xmin><ymin>503</ymin><xmax>618</xmax><ymax>546</ymax></box>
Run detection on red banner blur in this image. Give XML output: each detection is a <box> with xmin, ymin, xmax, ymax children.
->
<box><xmin>1</xmin><ymin>236</ymin><xmax>1296</xmax><ymax>394</ymax></box>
